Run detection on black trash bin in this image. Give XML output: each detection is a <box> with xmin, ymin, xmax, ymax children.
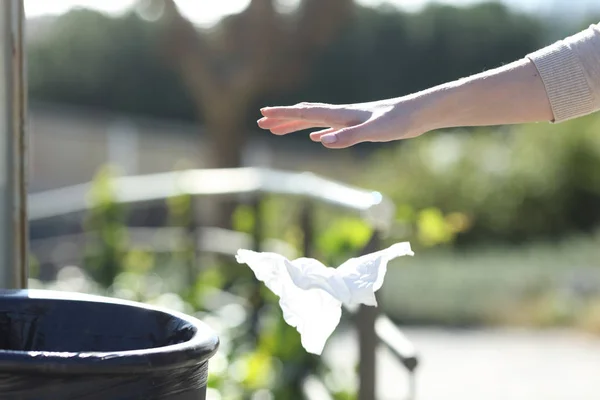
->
<box><xmin>0</xmin><ymin>289</ymin><xmax>219</xmax><ymax>400</ymax></box>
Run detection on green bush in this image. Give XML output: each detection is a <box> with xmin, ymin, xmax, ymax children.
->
<box><xmin>359</xmin><ymin>113</ymin><xmax>600</xmax><ymax>245</ymax></box>
<box><xmin>379</xmin><ymin>230</ymin><xmax>600</xmax><ymax>329</ymax></box>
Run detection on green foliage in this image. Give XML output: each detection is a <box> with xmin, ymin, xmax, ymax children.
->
<box><xmin>231</xmin><ymin>204</ymin><xmax>255</xmax><ymax>235</ymax></box>
<box><xmin>315</xmin><ymin>216</ymin><xmax>372</xmax><ymax>266</ymax></box>
<box><xmin>28</xmin><ymin>9</ymin><xmax>194</xmax><ymax>120</ymax></box>
<box><xmin>83</xmin><ymin>165</ymin><xmax>129</xmax><ymax>288</ymax></box>
<box><xmin>359</xmin><ymin>113</ymin><xmax>600</xmax><ymax>246</ymax></box>
<box><xmin>416</xmin><ymin>208</ymin><xmax>454</xmax><ymax>247</ymax></box>
<box><xmin>166</xmin><ymin>192</ymin><xmax>197</xmax><ymax>290</ymax></box>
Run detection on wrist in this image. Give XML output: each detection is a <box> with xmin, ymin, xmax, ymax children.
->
<box><xmin>403</xmin><ymin>87</ymin><xmax>456</xmax><ymax>134</ymax></box>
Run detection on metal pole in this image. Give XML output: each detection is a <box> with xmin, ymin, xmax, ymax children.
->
<box><xmin>0</xmin><ymin>0</ymin><xmax>27</xmax><ymax>289</ymax></box>
<box><xmin>356</xmin><ymin>231</ymin><xmax>381</xmax><ymax>400</ymax></box>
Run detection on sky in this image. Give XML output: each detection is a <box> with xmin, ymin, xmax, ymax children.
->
<box><xmin>23</xmin><ymin>0</ymin><xmax>599</xmax><ymax>27</ymax></box>
<box><xmin>22</xmin><ymin>0</ymin><xmax>470</xmax><ymax>25</ymax></box>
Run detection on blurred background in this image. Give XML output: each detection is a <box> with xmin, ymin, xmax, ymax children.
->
<box><xmin>23</xmin><ymin>0</ymin><xmax>600</xmax><ymax>399</ymax></box>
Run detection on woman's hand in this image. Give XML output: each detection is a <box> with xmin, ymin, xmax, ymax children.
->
<box><xmin>257</xmin><ymin>99</ymin><xmax>427</xmax><ymax>149</ymax></box>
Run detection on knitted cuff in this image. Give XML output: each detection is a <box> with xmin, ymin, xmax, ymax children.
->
<box><xmin>527</xmin><ymin>42</ymin><xmax>595</xmax><ymax>123</ymax></box>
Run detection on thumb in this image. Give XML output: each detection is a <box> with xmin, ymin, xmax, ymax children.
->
<box><xmin>319</xmin><ymin>123</ymin><xmax>372</xmax><ymax>149</ymax></box>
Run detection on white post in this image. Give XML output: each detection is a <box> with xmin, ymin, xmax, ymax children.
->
<box><xmin>107</xmin><ymin>119</ymin><xmax>139</xmax><ymax>175</ymax></box>
<box><xmin>0</xmin><ymin>0</ymin><xmax>27</xmax><ymax>289</ymax></box>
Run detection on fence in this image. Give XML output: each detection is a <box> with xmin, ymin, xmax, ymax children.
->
<box><xmin>28</xmin><ymin>167</ymin><xmax>419</xmax><ymax>400</ymax></box>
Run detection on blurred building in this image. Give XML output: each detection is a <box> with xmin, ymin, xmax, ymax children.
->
<box><xmin>28</xmin><ymin>102</ymin><xmax>359</xmax><ymax>194</ymax></box>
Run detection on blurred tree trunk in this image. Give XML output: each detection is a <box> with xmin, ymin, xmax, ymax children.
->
<box><xmin>154</xmin><ymin>0</ymin><xmax>353</xmax><ymax>226</ymax></box>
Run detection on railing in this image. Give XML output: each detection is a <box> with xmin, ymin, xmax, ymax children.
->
<box><xmin>28</xmin><ymin>167</ymin><xmax>419</xmax><ymax>400</ymax></box>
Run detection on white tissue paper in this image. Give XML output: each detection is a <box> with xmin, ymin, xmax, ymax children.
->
<box><xmin>235</xmin><ymin>242</ymin><xmax>414</xmax><ymax>355</ymax></box>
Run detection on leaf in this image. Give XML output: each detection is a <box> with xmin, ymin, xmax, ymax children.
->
<box><xmin>232</xmin><ymin>204</ymin><xmax>255</xmax><ymax>234</ymax></box>
<box><xmin>417</xmin><ymin>207</ymin><xmax>453</xmax><ymax>247</ymax></box>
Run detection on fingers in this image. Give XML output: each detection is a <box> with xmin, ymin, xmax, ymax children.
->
<box><xmin>283</xmin><ymin>125</ymin><xmax>359</xmax><ymax>147</ymax></box>
<box><xmin>270</xmin><ymin>120</ymin><xmax>326</xmax><ymax>135</ymax></box>
<box><xmin>257</xmin><ymin>117</ymin><xmax>292</xmax><ymax>129</ymax></box>
<box><xmin>260</xmin><ymin>102</ymin><xmax>344</xmax><ymax>124</ymax></box>
<box><xmin>258</xmin><ymin>118</ymin><xmax>328</xmax><ymax>135</ymax></box>
<box><xmin>260</xmin><ymin>117</ymin><xmax>372</xmax><ymax>149</ymax></box>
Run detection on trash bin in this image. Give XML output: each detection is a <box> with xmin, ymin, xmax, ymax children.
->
<box><xmin>0</xmin><ymin>289</ymin><xmax>219</xmax><ymax>400</ymax></box>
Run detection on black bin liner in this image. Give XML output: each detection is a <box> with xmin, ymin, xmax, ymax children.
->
<box><xmin>0</xmin><ymin>289</ymin><xmax>219</xmax><ymax>400</ymax></box>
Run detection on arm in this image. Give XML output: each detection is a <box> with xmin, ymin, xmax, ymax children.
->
<box><xmin>258</xmin><ymin>23</ymin><xmax>600</xmax><ymax>148</ymax></box>
<box><xmin>409</xmin><ymin>58</ymin><xmax>554</xmax><ymax>133</ymax></box>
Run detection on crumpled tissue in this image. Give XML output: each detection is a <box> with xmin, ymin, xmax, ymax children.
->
<box><xmin>235</xmin><ymin>242</ymin><xmax>414</xmax><ymax>355</ymax></box>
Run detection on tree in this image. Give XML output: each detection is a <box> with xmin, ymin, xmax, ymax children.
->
<box><xmin>153</xmin><ymin>0</ymin><xmax>354</xmax><ymax>170</ymax></box>
<box><xmin>27</xmin><ymin>9</ymin><xmax>194</xmax><ymax>121</ymax></box>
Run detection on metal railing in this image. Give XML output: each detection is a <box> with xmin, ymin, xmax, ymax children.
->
<box><xmin>28</xmin><ymin>167</ymin><xmax>419</xmax><ymax>400</ymax></box>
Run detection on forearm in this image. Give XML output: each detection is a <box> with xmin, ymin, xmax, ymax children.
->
<box><xmin>410</xmin><ymin>22</ymin><xmax>600</xmax><ymax>132</ymax></box>
<box><xmin>411</xmin><ymin>58</ymin><xmax>553</xmax><ymax>131</ymax></box>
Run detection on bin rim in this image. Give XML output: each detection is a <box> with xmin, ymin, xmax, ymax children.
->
<box><xmin>0</xmin><ymin>289</ymin><xmax>219</xmax><ymax>375</ymax></box>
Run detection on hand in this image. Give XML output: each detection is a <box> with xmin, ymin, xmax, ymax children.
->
<box><xmin>257</xmin><ymin>99</ymin><xmax>427</xmax><ymax>149</ymax></box>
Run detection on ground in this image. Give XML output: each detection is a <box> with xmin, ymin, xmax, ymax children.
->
<box><xmin>326</xmin><ymin>327</ymin><xmax>600</xmax><ymax>400</ymax></box>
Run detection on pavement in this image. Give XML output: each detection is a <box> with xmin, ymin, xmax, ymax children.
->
<box><xmin>325</xmin><ymin>327</ymin><xmax>600</xmax><ymax>400</ymax></box>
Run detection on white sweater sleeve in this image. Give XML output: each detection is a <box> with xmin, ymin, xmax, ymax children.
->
<box><xmin>527</xmin><ymin>23</ymin><xmax>600</xmax><ymax>123</ymax></box>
